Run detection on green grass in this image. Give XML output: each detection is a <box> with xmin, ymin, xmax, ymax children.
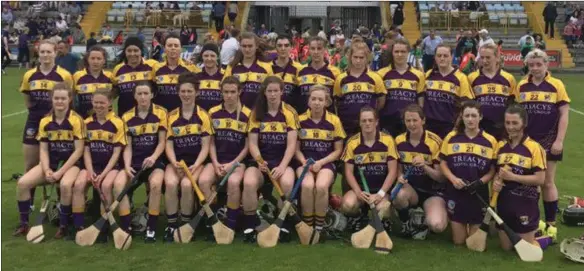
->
<box><xmin>2</xmin><ymin>68</ymin><xmax>584</xmax><ymax>271</ymax></box>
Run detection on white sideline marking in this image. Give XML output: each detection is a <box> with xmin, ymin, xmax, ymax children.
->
<box><xmin>2</xmin><ymin>110</ymin><xmax>27</xmax><ymax>119</ymax></box>
<box><xmin>570</xmin><ymin>108</ymin><xmax>584</xmax><ymax>116</ymax></box>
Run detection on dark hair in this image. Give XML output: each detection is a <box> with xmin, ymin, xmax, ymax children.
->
<box><xmin>229</xmin><ymin>32</ymin><xmax>265</xmax><ymax>67</ymax></box>
<box><xmin>431</xmin><ymin>44</ymin><xmax>452</xmax><ymax>72</ymax></box>
<box><xmin>252</xmin><ymin>76</ymin><xmax>284</xmax><ymax>122</ymax></box>
<box><xmin>221</xmin><ymin>75</ymin><xmax>241</xmax><ymax>90</ymax></box>
<box><xmin>308</xmin><ymin>36</ymin><xmax>327</xmax><ymax>48</ymax></box>
<box><xmin>275</xmin><ymin>34</ymin><xmax>293</xmax><ymax>45</ymax></box>
<box><xmin>402</xmin><ymin>103</ymin><xmax>425</xmax><ymax>121</ymax></box>
<box><xmin>83</xmin><ymin>45</ymin><xmax>108</xmax><ymax>69</ymax></box>
<box><xmin>177</xmin><ymin>72</ymin><xmax>198</xmax><ymax>91</ymax></box>
<box><xmin>118</xmin><ymin>36</ymin><xmax>144</xmax><ymax>64</ymax></box>
<box><xmin>359</xmin><ymin>105</ymin><xmax>378</xmax><ymax>121</ymax></box>
<box><xmin>502</xmin><ymin>104</ymin><xmax>529</xmax><ymax>140</ymax></box>
<box><xmin>132</xmin><ymin>81</ymin><xmax>153</xmax><ymax>96</ymax></box>
<box><xmin>385</xmin><ymin>38</ymin><xmax>411</xmax><ymax>69</ymax></box>
<box><xmin>164</xmin><ymin>32</ymin><xmax>181</xmax><ymax>47</ymax></box>
<box><xmin>230</xmin><ymin>28</ymin><xmax>241</xmax><ymax>38</ymax></box>
<box><xmin>455</xmin><ymin>100</ymin><xmax>481</xmax><ymax>134</ymax></box>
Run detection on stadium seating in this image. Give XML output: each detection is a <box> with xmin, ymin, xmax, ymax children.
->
<box><xmin>419</xmin><ymin>1</ymin><xmax>528</xmax><ymax>28</ymax></box>
<box><xmin>106</xmin><ymin>1</ymin><xmax>211</xmax><ymax>26</ymax></box>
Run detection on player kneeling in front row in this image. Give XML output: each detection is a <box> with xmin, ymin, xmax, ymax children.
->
<box><xmin>393</xmin><ymin>104</ymin><xmax>448</xmax><ymax>240</ymax></box>
<box><xmin>493</xmin><ymin>105</ymin><xmax>546</xmax><ymax>251</ymax></box>
<box><xmin>15</xmin><ymin>83</ymin><xmax>85</xmax><ymax>239</ymax></box>
<box><xmin>340</xmin><ymin>106</ymin><xmax>397</xmax><ymax>233</ymax></box>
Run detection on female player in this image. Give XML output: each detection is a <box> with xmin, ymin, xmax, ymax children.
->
<box><xmin>164</xmin><ymin>73</ymin><xmax>213</xmax><ymax>242</ymax></box>
<box><xmin>295</xmin><ymin>85</ymin><xmax>345</xmax><ymax>235</ymax></box>
<box><xmin>117</xmin><ymin>82</ymin><xmax>167</xmax><ymax>242</ymax></box>
<box><xmin>420</xmin><ymin>44</ymin><xmax>474</xmax><ymax>138</ymax></box>
<box><xmin>340</xmin><ymin>106</ymin><xmax>398</xmax><ymax>232</ymax></box>
<box><xmin>199</xmin><ymin>76</ymin><xmax>250</xmax><ymax>230</ymax></box>
<box><xmin>112</xmin><ymin>36</ymin><xmax>157</xmax><ymax>115</ymax></box>
<box><xmin>334</xmin><ymin>41</ymin><xmax>386</xmax><ymax>136</ymax></box>
<box><xmin>14</xmin><ymin>83</ymin><xmax>84</xmax><ymax>238</ymax></box>
<box><xmin>296</xmin><ymin>36</ymin><xmax>341</xmax><ymax>114</ymax></box>
<box><xmin>73</xmin><ymin>45</ymin><xmax>114</xmax><ymax>118</ymax></box>
<box><xmin>243</xmin><ymin>76</ymin><xmax>299</xmax><ymax>242</ymax></box>
<box><xmin>195</xmin><ymin>43</ymin><xmax>225</xmax><ymax>111</ymax></box>
<box><xmin>516</xmin><ymin>49</ymin><xmax>570</xmax><ymax>236</ymax></box>
<box><xmin>376</xmin><ymin>39</ymin><xmax>426</xmax><ymax>137</ymax></box>
<box><xmin>72</xmin><ymin>90</ymin><xmax>126</xmax><ymax>235</ymax></box>
<box><xmin>440</xmin><ymin>101</ymin><xmax>497</xmax><ymax>245</ymax></box>
<box><xmin>224</xmin><ymin>32</ymin><xmax>273</xmax><ymax>109</ymax></box>
<box><xmin>467</xmin><ymin>43</ymin><xmax>517</xmax><ymax>139</ymax></box>
<box><xmin>493</xmin><ymin>104</ymin><xmax>546</xmax><ymax>250</ymax></box>
<box><xmin>20</xmin><ymin>40</ymin><xmax>73</xmax><ymax>208</ymax></box>
<box><xmin>393</xmin><ymin>104</ymin><xmax>447</xmax><ymax>240</ymax></box>
<box><xmin>272</xmin><ymin>34</ymin><xmax>303</xmax><ymax>106</ymax></box>
<box><xmin>152</xmin><ymin>33</ymin><xmax>200</xmax><ymax>112</ymax></box>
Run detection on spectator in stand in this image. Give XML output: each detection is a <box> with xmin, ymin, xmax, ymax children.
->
<box><xmin>393</xmin><ymin>3</ymin><xmax>404</xmax><ymax>28</ymax></box>
<box><xmin>113</xmin><ymin>31</ymin><xmax>124</xmax><ymax>45</ymax></box>
<box><xmin>257</xmin><ymin>24</ymin><xmax>269</xmax><ymax>37</ymax></box>
<box><xmin>1</xmin><ymin>6</ymin><xmax>13</xmax><ymax>24</ymax></box>
<box><xmin>189</xmin><ymin>27</ymin><xmax>198</xmax><ymax>45</ymax></box>
<box><xmin>55</xmin><ymin>40</ymin><xmax>80</xmax><ymax>74</ymax></box>
<box><xmin>228</xmin><ymin>1</ymin><xmax>238</xmax><ymax>23</ymax></box>
<box><xmin>26</xmin><ymin>18</ymin><xmax>39</xmax><ymax>40</ymax></box>
<box><xmin>477</xmin><ymin>29</ymin><xmax>494</xmax><ymax>60</ymax></box>
<box><xmin>212</xmin><ymin>2</ymin><xmax>225</xmax><ymax>32</ymax></box>
<box><xmin>153</xmin><ymin>25</ymin><xmax>163</xmax><ymax>45</ymax></box>
<box><xmin>421</xmin><ymin>29</ymin><xmax>442</xmax><ymax>71</ymax></box>
<box><xmin>518</xmin><ymin>30</ymin><xmax>534</xmax><ymax>47</ymax></box>
<box><xmin>136</xmin><ymin>27</ymin><xmax>145</xmax><ymax>43</ymax></box>
<box><xmin>55</xmin><ymin>17</ymin><xmax>68</xmax><ymax>33</ymax></box>
<box><xmin>58</xmin><ymin>1</ymin><xmax>69</xmax><ymax>22</ymax></box>
<box><xmin>459</xmin><ymin>46</ymin><xmax>476</xmax><ymax>75</ymax></box>
<box><xmin>70</xmin><ymin>24</ymin><xmax>85</xmax><ymax>44</ymax></box>
<box><xmin>564</xmin><ymin>20</ymin><xmax>578</xmax><ymax>48</ymax></box>
<box><xmin>317</xmin><ymin>26</ymin><xmax>327</xmax><ymax>41</ymax></box>
<box><xmin>69</xmin><ymin>2</ymin><xmax>82</xmax><ymax>24</ymax></box>
<box><xmin>86</xmin><ymin>32</ymin><xmax>97</xmax><ymax>52</ymax></box>
<box><xmin>520</xmin><ymin>38</ymin><xmax>534</xmax><ymax>75</ymax></box>
<box><xmin>1</xmin><ymin>26</ymin><xmax>10</xmax><ymax>74</ymax></box>
<box><xmin>220</xmin><ymin>28</ymin><xmax>240</xmax><ymax>68</ymax></box>
<box><xmin>456</xmin><ymin>29</ymin><xmax>464</xmax><ymax>43</ymax></box>
<box><xmin>17</xmin><ymin>29</ymin><xmax>30</xmax><ymax>69</ymax></box>
<box><xmin>409</xmin><ymin>38</ymin><xmax>423</xmax><ymax>70</ymax></box>
<box><xmin>534</xmin><ymin>34</ymin><xmax>546</xmax><ymax>50</ymax></box>
<box><xmin>455</xmin><ymin>30</ymin><xmax>478</xmax><ymax>61</ymax></box>
<box><xmin>151</xmin><ymin>37</ymin><xmax>162</xmax><ymax>61</ymax></box>
<box><xmin>101</xmin><ymin>24</ymin><xmax>114</xmax><ymax>43</ymax></box>
<box><xmin>543</xmin><ymin>2</ymin><xmax>558</xmax><ymax>39</ymax></box>
<box><xmin>180</xmin><ymin>25</ymin><xmax>190</xmax><ymax>45</ymax></box>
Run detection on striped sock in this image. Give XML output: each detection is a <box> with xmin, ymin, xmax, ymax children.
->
<box><xmin>72</xmin><ymin>206</ymin><xmax>85</xmax><ymax>228</ymax></box>
<box><xmin>302</xmin><ymin>212</ymin><xmax>314</xmax><ymax>226</ymax></box>
<box><xmin>167</xmin><ymin>213</ymin><xmax>178</xmax><ymax>229</ymax></box>
<box><xmin>180</xmin><ymin>213</ymin><xmax>193</xmax><ymax>223</ymax></box>
<box><xmin>17</xmin><ymin>200</ymin><xmax>30</xmax><ymax>225</ymax></box>
<box><xmin>315</xmin><ymin>212</ymin><xmax>326</xmax><ymax>231</ymax></box>
<box><xmin>60</xmin><ymin>205</ymin><xmax>72</xmax><ymax>227</ymax></box>
<box><xmin>119</xmin><ymin>208</ymin><xmax>131</xmax><ymax>231</ymax></box>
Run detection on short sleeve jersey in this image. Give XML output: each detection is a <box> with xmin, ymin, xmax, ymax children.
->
<box><xmin>395</xmin><ymin>130</ymin><xmax>443</xmax><ymax>193</ymax></box>
<box><xmin>422</xmin><ymin>69</ymin><xmax>474</xmax><ymax>123</ymax></box>
<box><xmin>122</xmin><ymin>104</ymin><xmax>168</xmax><ymax>168</ymax></box>
<box><xmin>152</xmin><ymin>59</ymin><xmax>200</xmax><ymax>111</ymax></box>
<box><xmin>272</xmin><ymin>59</ymin><xmax>303</xmax><ymax>106</ymax></box>
<box><xmin>376</xmin><ymin>66</ymin><xmax>425</xmax><ymax>118</ymax></box>
<box><xmin>298</xmin><ymin>110</ymin><xmax>346</xmax><ymax>162</ymax></box>
<box><xmin>195</xmin><ymin>68</ymin><xmax>225</xmax><ymax>111</ymax></box>
<box><xmin>20</xmin><ymin>66</ymin><xmax>73</xmax><ymax>120</ymax></box>
<box><xmin>167</xmin><ymin>105</ymin><xmax>214</xmax><ymax>164</ymax></box>
<box><xmin>37</xmin><ymin>109</ymin><xmax>85</xmax><ymax>169</ymax></box>
<box><xmin>73</xmin><ymin>69</ymin><xmax>114</xmax><ymax>118</ymax></box>
<box><xmin>223</xmin><ymin>60</ymin><xmax>274</xmax><ymax>109</ymax></box>
<box><xmin>84</xmin><ymin>111</ymin><xmax>126</xmax><ymax>172</ymax></box>
<box><xmin>467</xmin><ymin>69</ymin><xmax>517</xmax><ymax>125</ymax></box>
<box><xmin>209</xmin><ymin>104</ymin><xmax>251</xmax><ymax>164</ymax></box>
<box><xmin>112</xmin><ymin>60</ymin><xmax>156</xmax><ymax>115</ymax></box>
<box><xmin>296</xmin><ymin>62</ymin><xmax>340</xmax><ymax>114</ymax></box>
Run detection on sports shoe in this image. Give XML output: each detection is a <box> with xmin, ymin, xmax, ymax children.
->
<box><xmin>144</xmin><ymin>229</ymin><xmax>156</xmax><ymax>243</ymax></box>
<box><xmin>96</xmin><ymin>228</ymin><xmax>108</xmax><ymax>244</ymax></box>
<box><xmin>243</xmin><ymin>228</ymin><xmax>257</xmax><ymax>243</ymax></box>
<box><xmin>279</xmin><ymin>228</ymin><xmax>291</xmax><ymax>243</ymax></box>
<box><xmin>204</xmin><ymin>225</ymin><xmax>215</xmax><ymax>242</ymax></box>
<box><xmin>545</xmin><ymin>224</ymin><xmax>558</xmax><ymax>243</ymax></box>
<box><xmin>382</xmin><ymin>219</ymin><xmax>392</xmax><ymax>233</ymax></box>
<box><xmin>163</xmin><ymin>227</ymin><xmax>175</xmax><ymax>243</ymax></box>
<box><xmin>66</xmin><ymin>227</ymin><xmax>82</xmax><ymax>241</ymax></box>
<box><xmin>13</xmin><ymin>224</ymin><xmax>29</xmax><ymax>237</ymax></box>
<box><xmin>54</xmin><ymin>226</ymin><xmax>69</xmax><ymax>239</ymax></box>
<box><xmin>400</xmin><ymin>221</ymin><xmax>414</xmax><ymax>238</ymax></box>
<box><xmin>412</xmin><ymin>225</ymin><xmax>429</xmax><ymax>240</ymax></box>
<box><xmin>536</xmin><ymin>220</ymin><xmax>546</xmax><ymax>237</ymax></box>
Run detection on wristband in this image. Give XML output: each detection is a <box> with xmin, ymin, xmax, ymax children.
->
<box><xmin>377</xmin><ymin>189</ymin><xmax>386</xmax><ymax>198</ymax></box>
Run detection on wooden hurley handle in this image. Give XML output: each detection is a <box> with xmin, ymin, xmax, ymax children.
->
<box><xmin>490</xmin><ymin>191</ymin><xmax>500</xmax><ymax>208</ymax></box>
<box><xmin>256</xmin><ymin>158</ymin><xmax>285</xmax><ymax>197</ymax></box>
<box><xmin>179</xmin><ymin>160</ymin><xmax>205</xmax><ymax>202</ymax></box>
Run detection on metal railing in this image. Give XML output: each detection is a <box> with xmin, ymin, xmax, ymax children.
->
<box><xmin>419</xmin><ymin>11</ymin><xmax>532</xmax><ymax>34</ymax></box>
<box><xmin>103</xmin><ymin>8</ymin><xmax>213</xmax><ymax>29</ymax></box>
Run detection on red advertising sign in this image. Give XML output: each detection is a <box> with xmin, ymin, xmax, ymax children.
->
<box><xmin>501</xmin><ymin>49</ymin><xmax>561</xmax><ymax>67</ymax></box>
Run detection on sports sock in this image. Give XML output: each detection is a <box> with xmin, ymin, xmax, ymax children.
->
<box><xmin>18</xmin><ymin>200</ymin><xmax>30</xmax><ymax>225</ymax></box>
<box><xmin>147</xmin><ymin>210</ymin><xmax>159</xmax><ymax>231</ymax></box>
<box><xmin>60</xmin><ymin>205</ymin><xmax>71</xmax><ymax>228</ymax></box>
<box><xmin>302</xmin><ymin>212</ymin><xmax>314</xmax><ymax>226</ymax></box>
<box><xmin>315</xmin><ymin>212</ymin><xmax>326</xmax><ymax>231</ymax></box>
<box><xmin>243</xmin><ymin>210</ymin><xmax>257</xmax><ymax>230</ymax></box>
<box><xmin>119</xmin><ymin>208</ymin><xmax>131</xmax><ymax>231</ymax></box>
<box><xmin>72</xmin><ymin>206</ymin><xmax>85</xmax><ymax>228</ymax></box>
<box><xmin>225</xmin><ymin>205</ymin><xmax>239</xmax><ymax>230</ymax></box>
<box><xmin>180</xmin><ymin>213</ymin><xmax>193</xmax><ymax>223</ymax></box>
<box><xmin>397</xmin><ymin>208</ymin><xmax>410</xmax><ymax>222</ymax></box>
<box><xmin>167</xmin><ymin>213</ymin><xmax>178</xmax><ymax>228</ymax></box>
<box><xmin>536</xmin><ymin>236</ymin><xmax>553</xmax><ymax>250</ymax></box>
<box><xmin>543</xmin><ymin>200</ymin><xmax>558</xmax><ymax>224</ymax></box>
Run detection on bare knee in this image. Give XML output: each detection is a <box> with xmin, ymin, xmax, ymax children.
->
<box><xmin>72</xmin><ymin>180</ymin><xmax>87</xmax><ymax>195</ymax></box>
<box><xmin>60</xmin><ymin>182</ymin><xmax>73</xmax><ymax>195</ymax></box>
<box><xmin>180</xmin><ymin>179</ymin><xmax>192</xmax><ymax>193</ymax></box>
<box><xmin>149</xmin><ymin>179</ymin><xmax>163</xmax><ymax>194</ymax></box>
<box><xmin>427</xmin><ymin>217</ymin><xmax>447</xmax><ymax>233</ymax></box>
<box><xmin>227</xmin><ymin>177</ymin><xmax>242</xmax><ymax>193</ymax></box>
<box><xmin>340</xmin><ymin>199</ymin><xmax>359</xmax><ymax>215</ymax></box>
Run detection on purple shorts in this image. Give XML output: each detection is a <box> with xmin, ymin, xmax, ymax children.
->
<box><xmin>380</xmin><ymin>114</ymin><xmax>405</xmax><ymax>138</ymax></box>
<box><xmin>445</xmin><ymin>185</ymin><xmax>489</xmax><ymax>225</ymax></box>
<box><xmin>480</xmin><ymin>119</ymin><xmax>504</xmax><ymax>141</ymax></box>
<box><xmin>22</xmin><ymin>115</ymin><xmax>40</xmax><ymax>145</ymax></box>
<box><xmin>532</xmin><ymin>133</ymin><xmax>562</xmax><ymax>162</ymax></box>
<box><xmin>426</xmin><ymin>119</ymin><xmax>454</xmax><ymax>139</ymax></box>
<box><xmin>496</xmin><ymin>190</ymin><xmax>540</xmax><ymax>234</ymax></box>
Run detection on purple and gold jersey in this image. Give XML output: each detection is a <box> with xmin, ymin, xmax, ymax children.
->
<box><xmin>376</xmin><ymin>66</ymin><xmax>425</xmax><ymax>118</ymax></box>
<box><xmin>296</xmin><ymin>63</ymin><xmax>340</xmax><ymax>114</ymax></box>
<box><xmin>468</xmin><ymin>69</ymin><xmax>517</xmax><ymax>126</ymax></box>
<box><xmin>249</xmin><ymin>102</ymin><xmax>299</xmax><ymax>168</ymax></box>
<box><xmin>37</xmin><ymin>109</ymin><xmax>85</xmax><ymax>169</ymax></box>
<box><xmin>73</xmin><ymin>69</ymin><xmax>114</xmax><ymax>118</ymax></box>
<box><xmin>152</xmin><ymin>59</ymin><xmax>200</xmax><ymax>112</ymax></box>
<box><xmin>272</xmin><ymin>59</ymin><xmax>303</xmax><ymax>106</ymax></box>
<box><xmin>195</xmin><ymin>68</ymin><xmax>225</xmax><ymax>111</ymax></box>
<box><xmin>333</xmin><ymin>70</ymin><xmax>386</xmax><ymax>133</ymax></box>
<box><xmin>440</xmin><ymin>130</ymin><xmax>498</xmax><ymax>184</ymax></box>
<box><xmin>112</xmin><ymin>59</ymin><xmax>157</xmax><ymax>115</ymax></box>
<box><xmin>496</xmin><ymin>136</ymin><xmax>546</xmax><ymax>200</ymax></box>
<box><xmin>342</xmin><ymin>131</ymin><xmax>398</xmax><ymax>192</ymax></box>
<box><xmin>20</xmin><ymin>65</ymin><xmax>73</xmax><ymax>120</ymax></box>
<box><xmin>395</xmin><ymin>130</ymin><xmax>443</xmax><ymax>193</ymax></box>
<box><xmin>122</xmin><ymin>104</ymin><xmax>168</xmax><ymax>168</ymax></box>
<box><xmin>422</xmin><ymin>69</ymin><xmax>474</xmax><ymax>122</ymax></box>
<box><xmin>84</xmin><ymin>111</ymin><xmax>126</xmax><ymax>172</ymax></box>
<box><xmin>515</xmin><ymin>72</ymin><xmax>570</xmax><ymax>145</ymax></box>
<box><xmin>209</xmin><ymin>104</ymin><xmax>251</xmax><ymax>164</ymax></box>
<box><xmin>298</xmin><ymin>110</ymin><xmax>346</xmax><ymax>162</ymax></box>
<box><xmin>224</xmin><ymin>60</ymin><xmax>273</xmax><ymax>109</ymax></box>
<box><xmin>167</xmin><ymin>105</ymin><xmax>213</xmax><ymax>164</ymax></box>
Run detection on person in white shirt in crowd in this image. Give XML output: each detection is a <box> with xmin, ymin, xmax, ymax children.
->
<box><xmin>518</xmin><ymin>30</ymin><xmax>535</xmax><ymax>47</ymax></box>
<box><xmin>318</xmin><ymin>26</ymin><xmax>327</xmax><ymax>41</ymax></box>
<box><xmin>220</xmin><ymin>28</ymin><xmax>240</xmax><ymax>69</ymax></box>
<box><xmin>55</xmin><ymin>17</ymin><xmax>68</xmax><ymax>33</ymax></box>
<box><xmin>476</xmin><ymin>29</ymin><xmax>495</xmax><ymax>61</ymax></box>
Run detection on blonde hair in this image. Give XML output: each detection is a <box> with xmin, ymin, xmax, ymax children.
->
<box><xmin>480</xmin><ymin>43</ymin><xmax>499</xmax><ymax>57</ymax></box>
<box><xmin>308</xmin><ymin>84</ymin><xmax>332</xmax><ymax>107</ymax></box>
<box><xmin>38</xmin><ymin>39</ymin><xmax>57</xmax><ymax>50</ymax></box>
<box><xmin>524</xmin><ymin>49</ymin><xmax>549</xmax><ymax>65</ymax></box>
<box><xmin>347</xmin><ymin>42</ymin><xmax>372</xmax><ymax>69</ymax></box>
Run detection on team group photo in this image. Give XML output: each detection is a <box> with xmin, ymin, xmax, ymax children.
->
<box><xmin>1</xmin><ymin>0</ymin><xmax>584</xmax><ymax>270</ymax></box>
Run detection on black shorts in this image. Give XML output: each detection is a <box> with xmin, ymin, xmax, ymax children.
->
<box><xmin>480</xmin><ymin>118</ymin><xmax>504</xmax><ymax>140</ymax></box>
<box><xmin>413</xmin><ymin>188</ymin><xmax>443</xmax><ymax>207</ymax></box>
<box><xmin>380</xmin><ymin>114</ymin><xmax>406</xmax><ymax>138</ymax></box>
<box><xmin>532</xmin><ymin>134</ymin><xmax>563</xmax><ymax>162</ymax></box>
<box><xmin>426</xmin><ymin>119</ymin><xmax>455</xmax><ymax>139</ymax></box>
<box><xmin>22</xmin><ymin>114</ymin><xmax>40</xmax><ymax>145</ymax></box>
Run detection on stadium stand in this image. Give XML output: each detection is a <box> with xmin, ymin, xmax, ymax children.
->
<box><xmin>556</xmin><ymin>2</ymin><xmax>584</xmax><ymax>67</ymax></box>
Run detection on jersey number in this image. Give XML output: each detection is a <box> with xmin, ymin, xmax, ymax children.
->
<box><xmin>352</xmin><ymin>84</ymin><xmax>362</xmax><ymax>91</ymax></box>
<box><xmin>530</xmin><ymin>93</ymin><xmax>538</xmax><ymax>101</ymax></box>
<box><xmin>487</xmin><ymin>86</ymin><xmax>496</xmax><ymax>93</ymax></box>
<box><xmin>466</xmin><ymin>145</ymin><xmax>474</xmax><ymax>153</ymax></box>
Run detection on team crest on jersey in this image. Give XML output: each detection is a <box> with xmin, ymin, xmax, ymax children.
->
<box><xmin>81</xmin><ymin>85</ymin><xmax>88</xmax><ymax>91</ymax></box>
<box><xmin>119</xmin><ymin>75</ymin><xmax>125</xmax><ymax>81</ymax></box>
<box><xmin>426</xmin><ymin>81</ymin><xmax>433</xmax><ymax>88</ymax></box>
<box><xmin>544</xmin><ymin>94</ymin><xmax>551</xmax><ymax>101</ymax></box>
<box><xmin>260</xmin><ymin>123</ymin><xmax>265</xmax><ymax>130</ymax></box>
<box><xmin>173</xmin><ymin>127</ymin><xmax>180</xmax><ymax>136</ymax></box>
<box><xmin>129</xmin><ymin>127</ymin><xmax>136</xmax><ymax>135</ymax></box>
<box><xmin>411</xmin><ymin>82</ymin><xmax>417</xmax><ymax>89</ymax></box>
<box><xmin>447</xmin><ymin>200</ymin><xmax>455</xmax><ymax>212</ymax></box>
<box><xmin>480</xmin><ymin>147</ymin><xmax>487</xmax><ymax>156</ymax></box>
<box><xmin>342</xmin><ymin>85</ymin><xmax>349</xmax><ymax>93</ymax></box>
<box><xmin>300</xmin><ymin>129</ymin><xmax>307</xmax><ymax>137</ymax></box>
<box><xmin>157</xmin><ymin>76</ymin><xmax>164</xmax><ymax>82</ymax></box>
<box><xmin>301</xmin><ymin>76</ymin><xmax>308</xmax><ymax>83</ymax></box>
<box><xmin>450</xmin><ymin>85</ymin><xmax>456</xmax><ymax>93</ymax></box>
<box><xmin>213</xmin><ymin>119</ymin><xmax>220</xmax><ymax>128</ymax></box>
<box><xmin>108</xmin><ymin>134</ymin><xmax>114</xmax><ymax>141</ymax></box>
<box><xmin>238</xmin><ymin>123</ymin><xmax>245</xmax><ymax>131</ymax></box>
<box><xmin>520</xmin><ymin>93</ymin><xmax>526</xmax><ymax>101</ymax></box>
<box><xmin>452</xmin><ymin>144</ymin><xmax>460</xmax><ymax>152</ymax></box>
<box><xmin>518</xmin><ymin>158</ymin><xmax>525</xmax><ymax>166</ymax></box>
<box><xmin>87</xmin><ymin>131</ymin><xmax>92</xmax><ymax>139</ymax></box>
<box><xmin>474</xmin><ymin>86</ymin><xmax>482</xmax><ymax>95</ymax></box>
<box><xmin>502</xmin><ymin>86</ymin><xmax>509</xmax><ymax>94</ymax></box>
<box><xmin>519</xmin><ymin>215</ymin><xmax>529</xmax><ymax>225</ymax></box>
<box><xmin>30</xmin><ymin>81</ymin><xmax>36</xmax><ymax>87</ymax></box>
<box><xmin>26</xmin><ymin>128</ymin><xmax>36</xmax><ymax>136</ymax></box>
<box><xmin>355</xmin><ymin>155</ymin><xmax>364</xmax><ymax>164</ymax></box>
<box><xmin>143</xmin><ymin>72</ymin><xmax>150</xmax><ymax>78</ymax></box>
<box><xmin>399</xmin><ymin>151</ymin><xmax>406</xmax><ymax>160</ymax></box>
<box><xmin>326</xmin><ymin>132</ymin><xmax>333</xmax><ymax>140</ymax></box>
<box><xmin>384</xmin><ymin>80</ymin><xmax>392</xmax><ymax>89</ymax></box>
